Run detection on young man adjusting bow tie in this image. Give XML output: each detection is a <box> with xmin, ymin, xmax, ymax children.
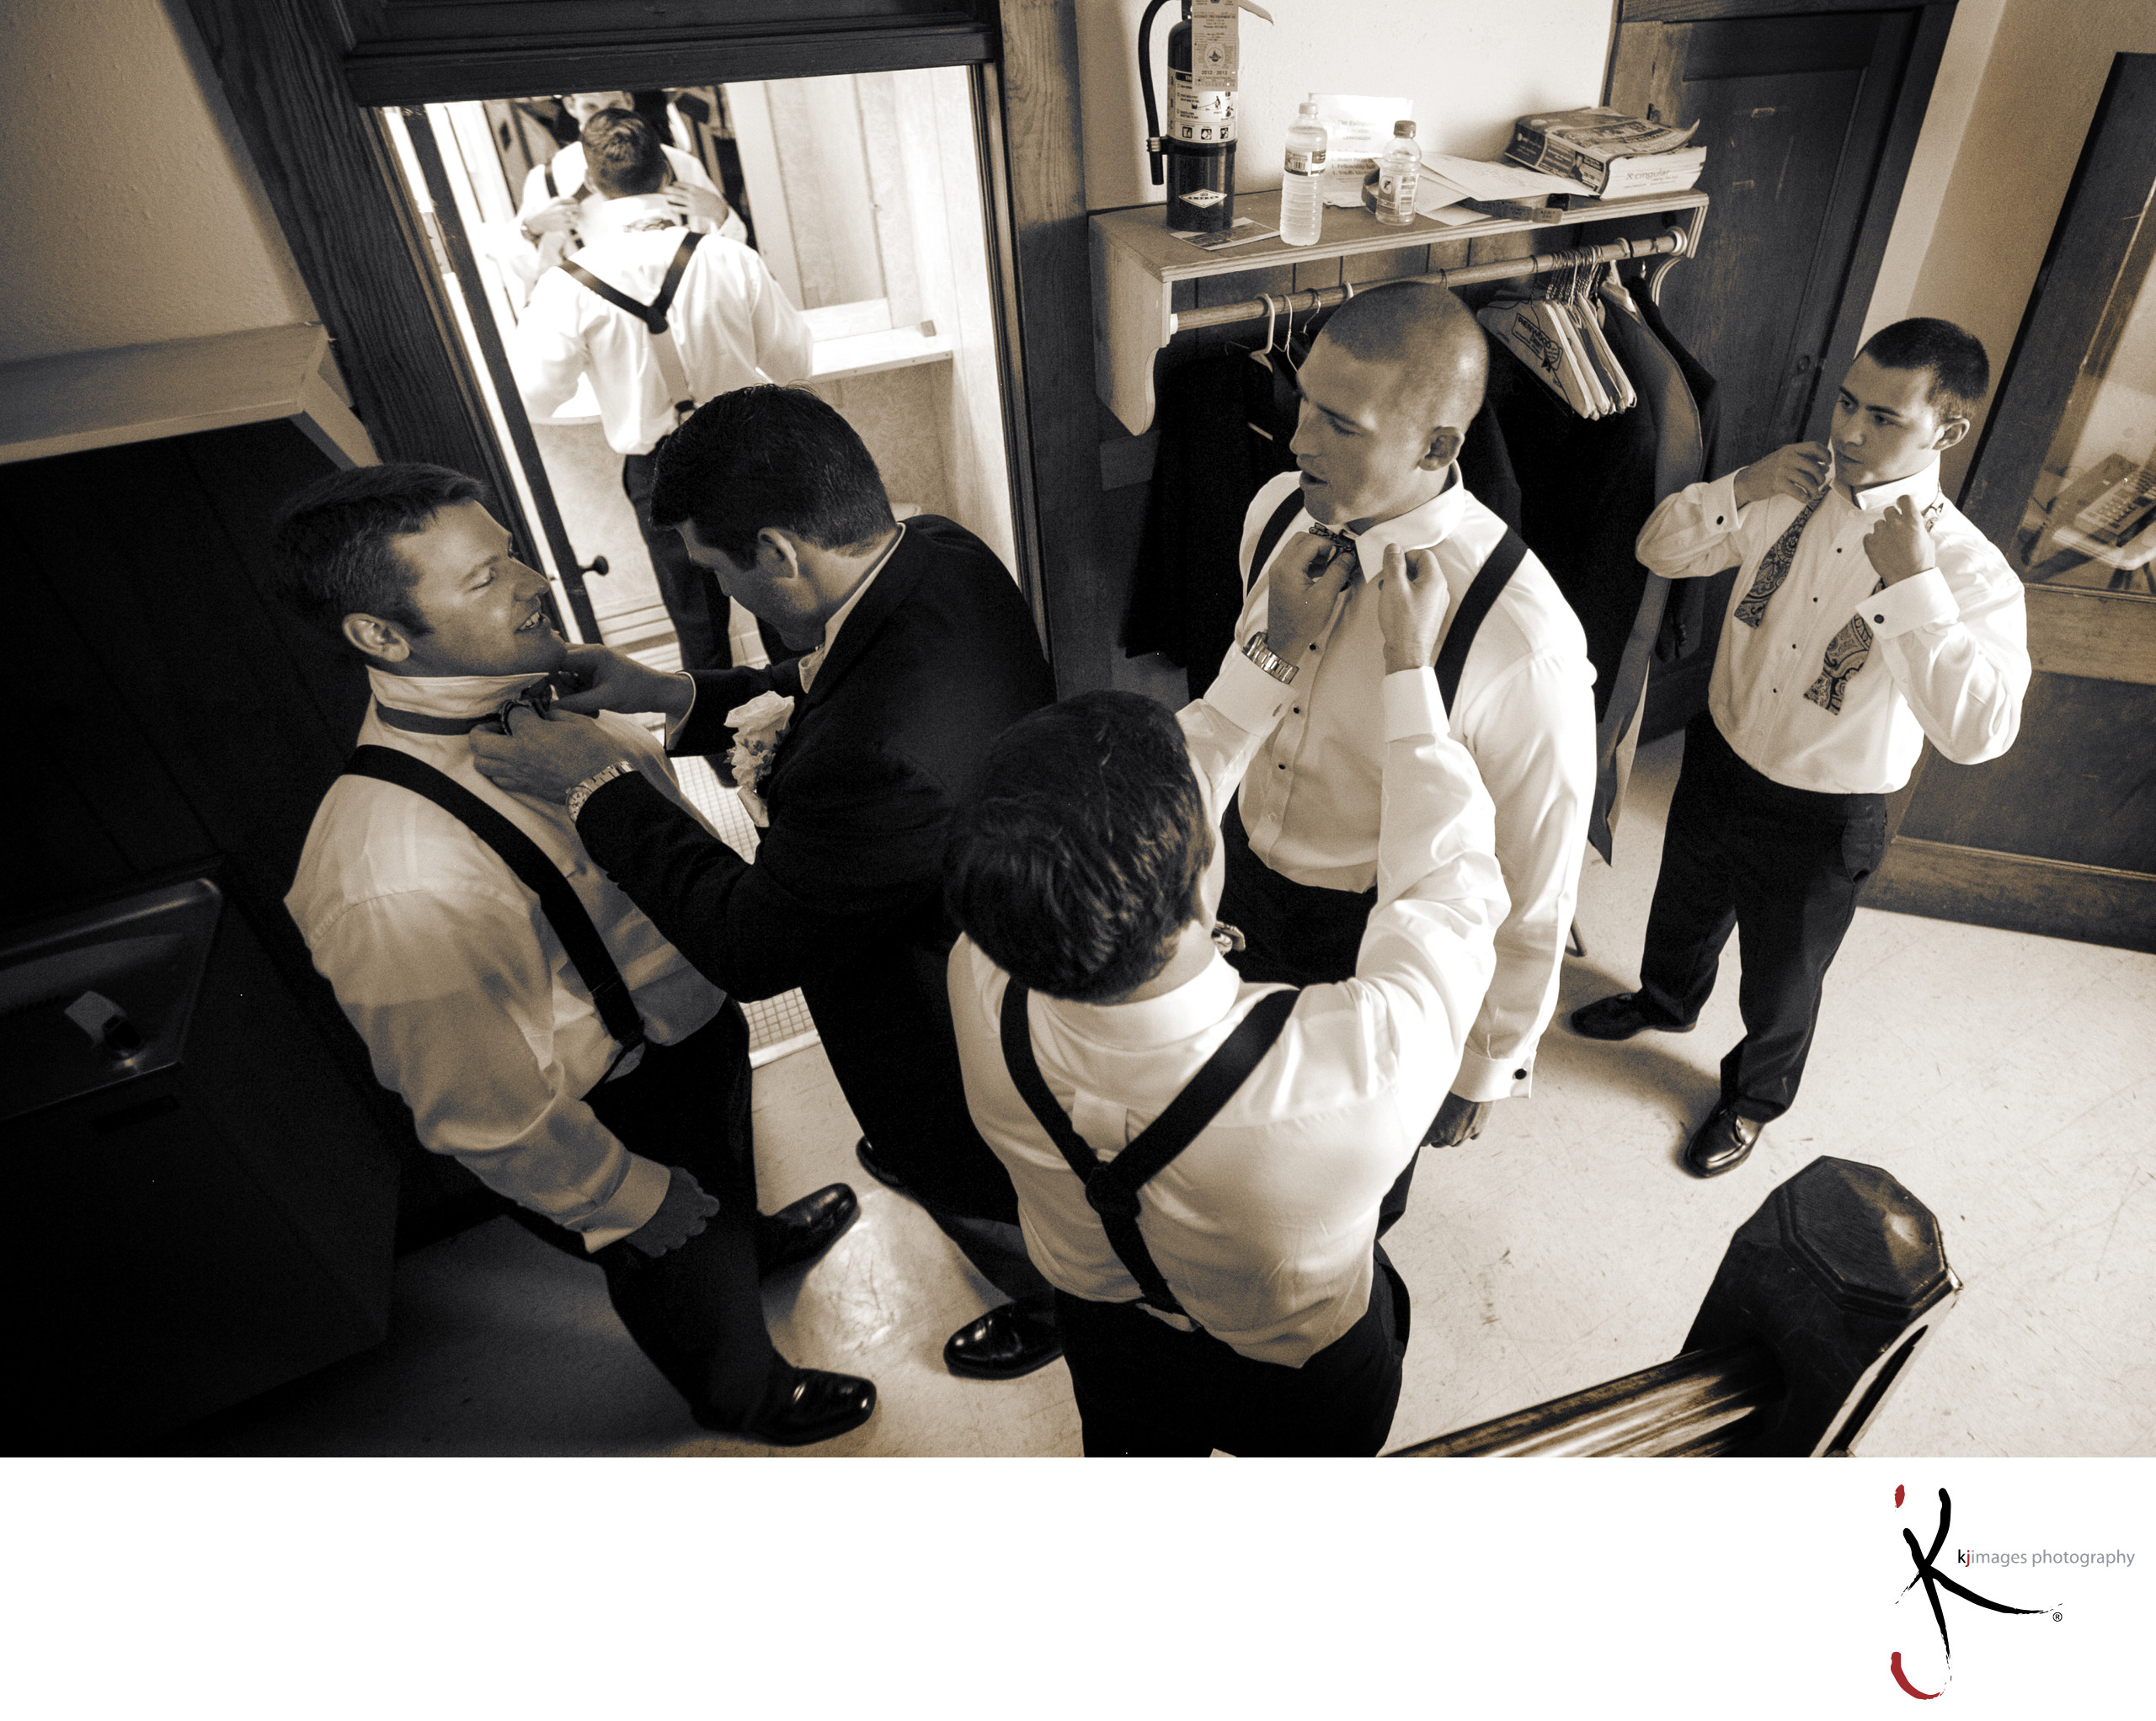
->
<box><xmin>1572</xmin><ymin>319</ymin><xmax>2029</xmax><ymax>1178</ymax></box>
<box><xmin>1221</xmin><ymin>281</ymin><xmax>1597</xmax><ymax>1222</ymax></box>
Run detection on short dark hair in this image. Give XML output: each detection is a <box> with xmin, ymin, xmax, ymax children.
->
<box><xmin>1316</xmin><ymin>280</ymin><xmax>1488</xmax><ymax>429</ymax></box>
<box><xmin>648</xmin><ymin>386</ymin><xmax>896</xmax><ymax>564</ymax></box>
<box><xmin>270</xmin><ymin>463</ymin><xmax>483</xmax><ymax>653</ymax></box>
<box><xmin>1858</xmin><ymin>317</ymin><xmax>1991</xmax><ymax>425</ymax></box>
<box><xmin>582</xmin><ymin>109</ymin><xmax>667</xmax><ymax>199</ymax></box>
<box><xmin>946</xmin><ymin>691</ymin><xmax>1211</xmax><ymax>1004</ymax></box>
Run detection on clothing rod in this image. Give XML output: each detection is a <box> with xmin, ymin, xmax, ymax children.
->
<box><xmin>1169</xmin><ymin>227</ymin><xmax>1690</xmax><ymax>335</ymax></box>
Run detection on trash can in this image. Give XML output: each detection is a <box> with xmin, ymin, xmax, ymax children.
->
<box><xmin>1</xmin><ymin>871</ymin><xmax>399</xmax><ymax>1451</ymax></box>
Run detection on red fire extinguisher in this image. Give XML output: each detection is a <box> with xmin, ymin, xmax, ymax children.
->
<box><xmin>1140</xmin><ymin>0</ymin><xmax>1274</xmax><ymax>232</ymax></box>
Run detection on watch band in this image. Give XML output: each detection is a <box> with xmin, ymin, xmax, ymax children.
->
<box><xmin>1242</xmin><ymin>630</ymin><xmax>1298</xmax><ymax>685</ymax></box>
<box><xmin>566</xmin><ymin>760</ymin><xmax>638</xmax><ymax>823</ymax></box>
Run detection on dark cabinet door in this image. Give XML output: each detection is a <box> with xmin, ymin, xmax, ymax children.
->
<box><xmin>1867</xmin><ymin>54</ymin><xmax>2156</xmax><ymax>953</ymax></box>
<box><xmin>1613</xmin><ymin>3</ymin><xmax>1953</xmax><ymax>469</ymax></box>
<box><xmin>1614</xmin><ymin>0</ymin><xmax>1956</xmax><ymax>739</ymax></box>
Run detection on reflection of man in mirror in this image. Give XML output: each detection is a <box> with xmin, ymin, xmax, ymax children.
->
<box><xmin>1572</xmin><ymin>319</ymin><xmax>2031</xmax><ymax>1180</ymax></box>
<box><xmin>503</xmin><ymin>90</ymin><xmax>743</xmax><ymax>288</ymax></box>
<box><xmin>509</xmin><ymin>110</ymin><xmax>814</xmax><ymax>677</ymax></box>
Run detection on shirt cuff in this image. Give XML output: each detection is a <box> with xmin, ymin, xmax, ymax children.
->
<box><xmin>661</xmin><ymin>672</ymin><xmax>699</xmax><ymax>750</ymax></box>
<box><xmin>1454</xmin><ymin>1051</ymin><xmax>1532</xmax><ymax>1103</ymax></box>
<box><xmin>579</xmin><ymin>1151</ymin><xmax>673</xmax><ymax>1253</ymax></box>
<box><xmin>1860</xmin><ymin>568</ymin><xmax>1958</xmax><ymax>637</ymax></box>
<box><xmin>1703</xmin><ymin>469</ymin><xmax>1743</xmax><ymax>527</ymax></box>
<box><xmin>1208</xmin><ymin>642</ymin><xmax>1295</xmax><ymax>733</ymax></box>
<box><xmin>1381</xmin><ymin>666</ymin><xmax>1445</xmax><ymax>739</ymax></box>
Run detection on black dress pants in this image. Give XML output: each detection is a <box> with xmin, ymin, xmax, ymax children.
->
<box><xmin>1218</xmin><ymin>801</ymin><xmax>1422</xmax><ymax>1233</ymax></box>
<box><xmin>501</xmin><ymin>1000</ymin><xmax>778</xmax><ymax>1428</ymax></box>
<box><xmin>1056</xmin><ymin>1249</ymin><xmax>1411</xmax><ymax>1457</ymax></box>
<box><xmin>1636</xmin><ymin>714</ymin><xmax>1887</xmax><ymax>1123</ymax></box>
<box><xmin>623</xmin><ymin>441</ymin><xmax>727</xmax><ymax>677</ymax></box>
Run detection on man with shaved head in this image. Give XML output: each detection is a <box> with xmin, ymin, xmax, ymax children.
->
<box><xmin>1219</xmin><ymin>280</ymin><xmax>1596</xmax><ymax>1208</ymax></box>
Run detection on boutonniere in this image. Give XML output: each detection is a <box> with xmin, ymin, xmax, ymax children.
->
<box><xmin>724</xmin><ymin>690</ymin><xmax>795</xmax><ymax>828</ymax></box>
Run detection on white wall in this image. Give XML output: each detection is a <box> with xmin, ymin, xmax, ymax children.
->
<box><xmin>0</xmin><ymin>0</ymin><xmax>317</xmax><ymax>364</ymax></box>
<box><xmin>1902</xmin><ymin>0</ymin><xmax>2156</xmax><ymax>494</ymax></box>
<box><xmin>1075</xmin><ymin>0</ymin><xmax>1616</xmax><ymax>212</ymax></box>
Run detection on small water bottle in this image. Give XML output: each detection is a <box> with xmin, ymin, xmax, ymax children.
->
<box><xmin>1280</xmin><ymin>97</ymin><xmax>1327</xmax><ymax>248</ymax></box>
<box><xmin>1376</xmin><ymin>119</ymin><xmax>1421</xmax><ymax>226</ymax></box>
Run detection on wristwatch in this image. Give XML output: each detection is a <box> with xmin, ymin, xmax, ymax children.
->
<box><xmin>566</xmin><ymin>760</ymin><xmax>638</xmax><ymax>823</ymax></box>
<box><xmin>1242</xmin><ymin>631</ymin><xmax>1298</xmax><ymax>685</ymax></box>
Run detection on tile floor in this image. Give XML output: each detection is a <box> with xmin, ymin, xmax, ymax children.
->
<box><xmin>163</xmin><ymin>730</ymin><xmax>2156</xmax><ymax>1458</ymax></box>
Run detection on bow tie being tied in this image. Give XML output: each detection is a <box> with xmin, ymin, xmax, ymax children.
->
<box><xmin>1287</xmin><ymin>520</ymin><xmax>1362</xmax><ymax>589</ymax></box>
<box><xmin>375</xmin><ymin>677</ymin><xmax>557</xmax><ymax>737</ymax></box>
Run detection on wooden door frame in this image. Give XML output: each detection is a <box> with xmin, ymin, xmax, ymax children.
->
<box><xmin>183</xmin><ymin>0</ymin><xmax>1091</xmax><ymax>675</ymax></box>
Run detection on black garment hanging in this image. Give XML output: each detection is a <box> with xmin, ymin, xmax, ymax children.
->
<box><xmin>998</xmin><ymin>980</ymin><xmax>1299</xmax><ymax>1320</ymax></box>
<box><xmin>343</xmin><ymin>746</ymin><xmax>647</xmax><ymax>1058</ymax></box>
<box><xmin>1630</xmin><ymin>283</ymin><xmax>1723</xmax><ymax>666</ymax></box>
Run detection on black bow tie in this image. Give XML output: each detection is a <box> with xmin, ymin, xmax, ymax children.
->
<box><xmin>376</xmin><ymin>677</ymin><xmax>555</xmax><ymax>738</ymax></box>
<box><xmin>1307</xmin><ymin>522</ymin><xmax>1361</xmax><ymax>574</ymax></box>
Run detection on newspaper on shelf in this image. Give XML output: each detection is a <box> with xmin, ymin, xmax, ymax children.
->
<box><xmin>1503</xmin><ymin>105</ymin><xmax>1706</xmax><ymax>198</ymax></box>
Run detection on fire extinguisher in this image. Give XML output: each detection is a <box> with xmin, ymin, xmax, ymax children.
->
<box><xmin>1140</xmin><ymin>0</ymin><xmax>1273</xmax><ymax>232</ymax></box>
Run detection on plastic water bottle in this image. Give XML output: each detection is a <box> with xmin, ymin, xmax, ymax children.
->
<box><xmin>1280</xmin><ymin>98</ymin><xmax>1327</xmax><ymax>247</ymax></box>
<box><xmin>1375</xmin><ymin>119</ymin><xmax>1421</xmax><ymax>226</ymax></box>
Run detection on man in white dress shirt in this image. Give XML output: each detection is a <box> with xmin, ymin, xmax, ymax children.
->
<box><xmin>1572</xmin><ymin>319</ymin><xmax>2030</xmax><ymax>1177</ymax></box>
<box><xmin>277</xmin><ymin>463</ymin><xmax>873</xmax><ymax>1445</ymax></box>
<box><xmin>510</xmin><ymin>109</ymin><xmax>813</xmax><ymax>676</ymax></box>
<box><xmin>946</xmin><ymin>536</ymin><xmax>1508</xmax><ymax>1455</ymax></box>
<box><xmin>1224</xmin><ymin>281</ymin><xmax>1596</xmax><ymax>1198</ymax></box>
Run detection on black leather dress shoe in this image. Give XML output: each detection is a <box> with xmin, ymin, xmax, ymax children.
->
<box><xmin>756</xmin><ymin>1183</ymin><xmax>859</xmax><ymax>1277</ymax></box>
<box><xmin>1570</xmin><ymin>992</ymin><xmax>1696</xmax><ymax>1041</ymax></box>
<box><xmin>718</xmin><ymin>1366</ymin><xmax>877</xmax><ymax>1447</ymax></box>
<box><xmin>1682</xmin><ymin>1102</ymin><xmax>1763</xmax><ymax>1179</ymax></box>
<box><xmin>943</xmin><ymin>1303</ymin><xmax>1063</xmax><ymax>1380</ymax></box>
<box><xmin>854</xmin><ymin>1136</ymin><xmax>919</xmax><ymax>1203</ymax></box>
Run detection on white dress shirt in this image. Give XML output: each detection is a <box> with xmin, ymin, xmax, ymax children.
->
<box><xmin>286</xmin><ymin>669</ymin><xmax>728</xmax><ymax>1249</ymax></box>
<box><xmin>949</xmin><ymin>648</ymin><xmax>1507</xmax><ymax>1366</ymax></box>
<box><xmin>1637</xmin><ymin>456</ymin><xmax>2030</xmax><ymax>793</ymax></box>
<box><xmin>1230</xmin><ymin>467</ymin><xmax>1598</xmax><ymax>1102</ymax></box>
<box><xmin>510</xmin><ymin>200</ymin><xmax>814</xmax><ymax>456</ymax></box>
<box><xmin>488</xmin><ymin>145</ymin><xmax>744</xmax><ymax>296</ymax></box>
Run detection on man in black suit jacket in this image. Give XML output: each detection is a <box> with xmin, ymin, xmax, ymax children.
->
<box><xmin>473</xmin><ymin>385</ymin><xmax>1063</xmax><ymax>1379</ymax></box>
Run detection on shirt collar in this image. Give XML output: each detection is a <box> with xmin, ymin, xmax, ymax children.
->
<box><xmin>1347</xmin><ymin>466</ymin><xmax>1465</xmax><ymax>578</ymax></box>
<box><xmin>584</xmin><ymin>192</ymin><xmax>681</xmax><ymax>238</ymax></box>
<box><xmin>366</xmin><ymin>666</ymin><xmax>550</xmax><ymax>724</ymax></box>
<box><xmin>798</xmin><ymin>524</ymin><xmax>905</xmax><ymax>691</ymax></box>
<box><xmin>1033</xmin><ymin>950</ymin><xmax>1245</xmax><ymax>1051</ymax></box>
<box><xmin>1839</xmin><ymin>456</ymin><xmax>1943</xmax><ymax>514</ymax></box>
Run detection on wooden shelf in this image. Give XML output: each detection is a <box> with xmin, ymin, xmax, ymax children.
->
<box><xmin>1091</xmin><ymin>189</ymin><xmax>1710</xmax><ymax>434</ymax></box>
<box><xmin>0</xmin><ymin>324</ymin><xmax>376</xmax><ymax>470</ymax></box>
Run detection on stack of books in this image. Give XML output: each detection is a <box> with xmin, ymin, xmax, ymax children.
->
<box><xmin>1503</xmin><ymin>105</ymin><xmax>1706</xmax><ymax>200</ymax></box>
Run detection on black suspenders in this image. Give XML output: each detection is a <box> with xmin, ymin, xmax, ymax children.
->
<box><xmin>561</xmin><ymin>232</ymin><xmax>707</xmax><ymax>419</ymax></box>
<box><xmin>343</xmin><ymin>746</ymin><xmax>647</xmax><ymax>1058</ymax></box>
<box><xmin>999</xmin><ymin>980</ymin><xmax>1299</xmax><ymax>1321</ymax></box>
<box><xmin>1246</xmin><ymin>487</ymin><xmax>1530</xmax><ymax>709</ymax></box>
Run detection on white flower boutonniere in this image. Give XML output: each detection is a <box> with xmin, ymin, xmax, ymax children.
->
<box><xmin>724</xmin><ymin>690</ymin><xmax>795</xmax><ymax>828</ymax></box>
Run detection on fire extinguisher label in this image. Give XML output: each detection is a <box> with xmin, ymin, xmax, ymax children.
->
<box><xmin>1189</xmin><ymin>0</ymin><xmax>1240</xmax><ymax>88</ymax></box>
<box><xmin>1171</xmin><ymin>74</ymin><xmax>1236</xmax><ymax>143</ymax></box>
